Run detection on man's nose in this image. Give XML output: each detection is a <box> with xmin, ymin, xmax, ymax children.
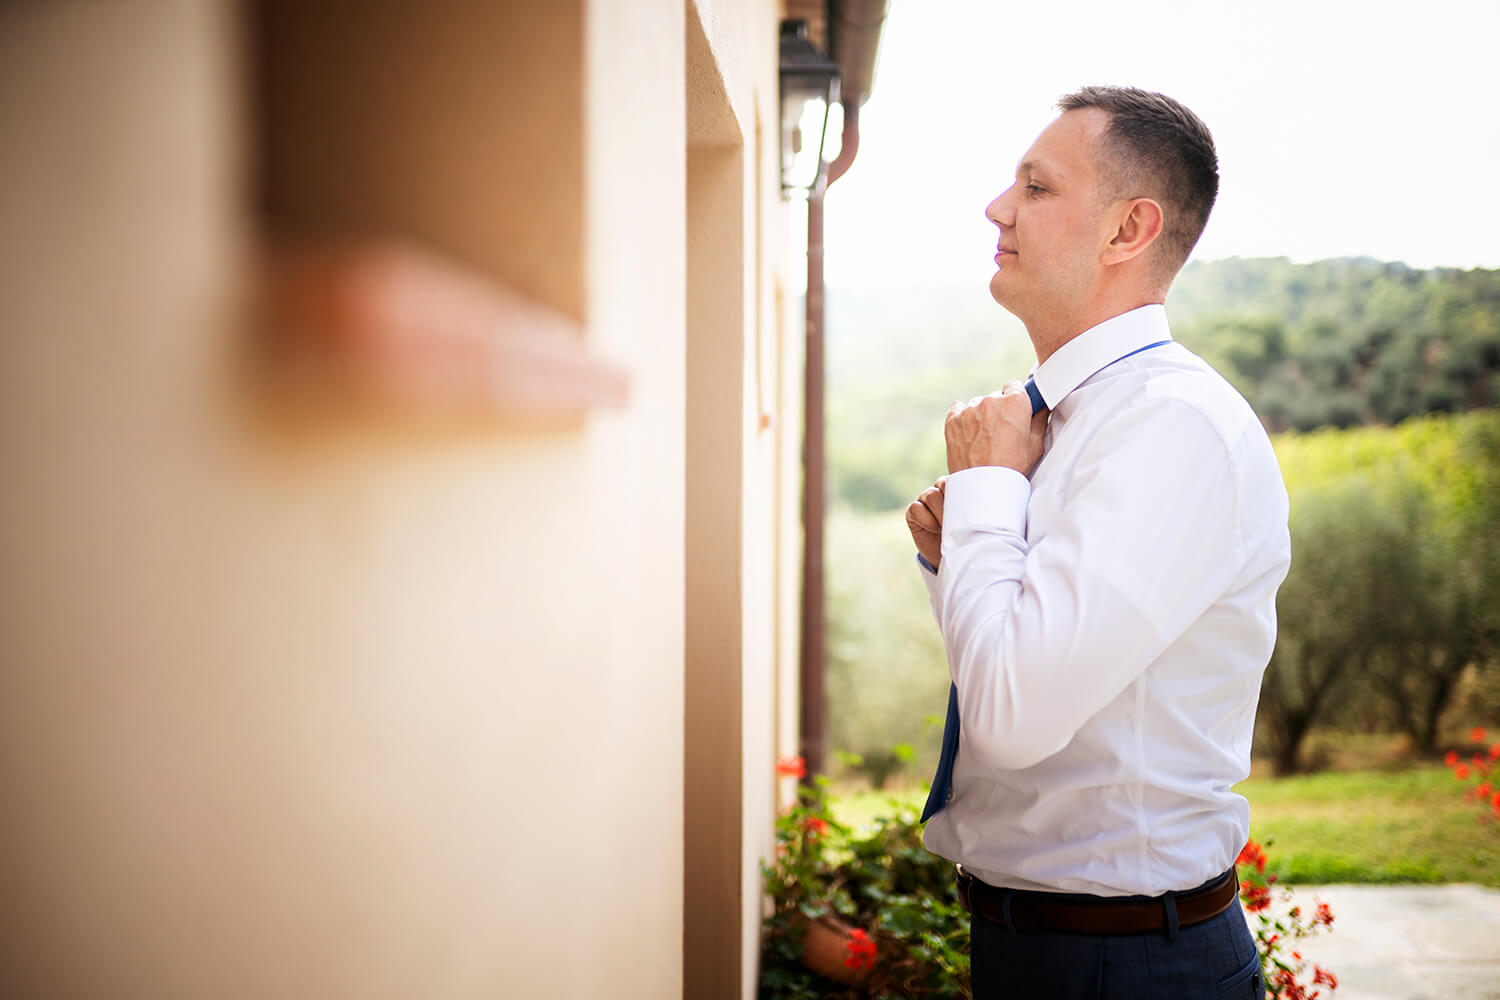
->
<box><xmin>985</xmin><ymin>187</ymin><xmax>1016</xmax><ymax>228</ymax></box>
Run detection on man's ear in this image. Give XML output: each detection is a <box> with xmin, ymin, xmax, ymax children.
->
<box><xmin>1102</xmin><ymin>197</ymin><xmax>1164</xmax><ymax>266</ymax></box>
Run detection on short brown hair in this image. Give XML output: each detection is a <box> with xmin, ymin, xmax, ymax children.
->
<box><xmin>1057</xmin><ymin>86</ymin><xmax>1218</xmax><ymax>277</ymax></box>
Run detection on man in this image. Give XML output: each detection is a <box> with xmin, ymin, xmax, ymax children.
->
<box><xmin>904</xmin><ymin>87</ymin><xmax>1290</xmax><ymax>998</ymax></box>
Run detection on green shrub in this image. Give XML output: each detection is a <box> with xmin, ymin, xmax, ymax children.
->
<box><xmin>759</xmin><ymin>777</ymin><xmax>969</xmax><ymax>999</ymax></box>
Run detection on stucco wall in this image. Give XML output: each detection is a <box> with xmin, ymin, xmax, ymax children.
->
<box><xmin>682</xmin><ymin>1</ymin><xmax>789</xmax><ymax>996</ymax></box>
<box><xmin>0</xmin><ymin>1</ymin><xmax>792</xmax><ymax>998</ymax></box>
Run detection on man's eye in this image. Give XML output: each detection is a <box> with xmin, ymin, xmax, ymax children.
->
<box><xmin>1026</xmin><ymin>184</ymin><xmax>1046</xmax><ymax>196</ymax></box>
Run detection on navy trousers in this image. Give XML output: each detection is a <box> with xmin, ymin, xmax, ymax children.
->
<box><xmin>970</xmin><ymin>901</ymin><xmax>1262</xmax><ymax>999</ymax></box>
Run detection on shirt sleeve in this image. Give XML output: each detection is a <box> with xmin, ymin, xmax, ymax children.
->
<box><xmin>915</xmin><ymin>551</ymin><xmax>946</xmax><ymax>623</ymax></box>
<box><xmin>936</xmin><ymin>400</ymin><xmax>1241</xmax><ymax>771</ymax></box>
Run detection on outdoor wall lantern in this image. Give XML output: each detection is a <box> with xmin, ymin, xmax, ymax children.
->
<box><xmin>779</xmin><ymin>19</ymin><xmax>841</xmax><ymax>197</ymax></box>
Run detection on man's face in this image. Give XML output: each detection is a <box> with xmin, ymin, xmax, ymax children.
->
<box><xmin>985</xmin><ymin>108</ymin><xmax>1117</xmax><ymax>323</ymax></box>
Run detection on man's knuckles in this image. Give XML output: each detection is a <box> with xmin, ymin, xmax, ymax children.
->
<box><xmin>985</xmin><ymin>391</ymin><xmax>1033</xmax><ymax>423</ymax></box>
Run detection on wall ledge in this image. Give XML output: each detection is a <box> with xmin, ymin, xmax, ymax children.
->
<box><xmin>264</xmin><ymin>242</ymin><xmax>628</xmax><ymax>426</ymax></box>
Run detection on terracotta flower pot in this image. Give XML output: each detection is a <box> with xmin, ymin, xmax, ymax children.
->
<box><xmin>800</xmin><ymin>915</ymin><xmax>876</xmax><ymax>986</ymax></box>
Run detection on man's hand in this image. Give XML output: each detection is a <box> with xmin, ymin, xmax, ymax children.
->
<box><xmin>905</xmin><ymin>476</ymin><xmax>946</xmax><ymax>570</ymax></box>
<box><xmin>945</xmin><ymin>381</ymin><xmax>1049</xmax><ymax>476</ymax></box>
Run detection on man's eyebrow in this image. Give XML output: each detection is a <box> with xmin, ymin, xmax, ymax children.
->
<box><xmin>1017</xmin><ymin>159</ymin><xmax>1060</xmax><ymax>180</ymax></box>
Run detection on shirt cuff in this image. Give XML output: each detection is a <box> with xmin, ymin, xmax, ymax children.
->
<box><xmin>942</xmin><ymin>465</ymin><xmax>1030</xmax><ymax>535</ymax></box>
<box><xmin>916</xmin><ymin>552</ymin><xmax>938</xmax><ymax>575</ymax></box>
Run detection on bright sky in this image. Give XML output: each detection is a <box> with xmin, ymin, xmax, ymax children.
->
<box><xmin>818</xmin><ymin>0</ymin><xmax>1500</xmax><ymax>290</ymax></box>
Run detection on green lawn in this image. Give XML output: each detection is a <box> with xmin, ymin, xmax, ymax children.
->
<box><xmin>1238</xmin><ymin>766</ymin><xmax>1499</xmax><ymax>886</ymax></box>
<box><xmin>831</xmin><ymin>765</ymin><xmax>1500</xmax><ymax>887</ymax></box>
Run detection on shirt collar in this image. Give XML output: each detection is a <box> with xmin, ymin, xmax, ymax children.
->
<box><xmin>1030</xmin><ymin>304</ymin><xmax>1172</xmax><ymax>410</ymax></box>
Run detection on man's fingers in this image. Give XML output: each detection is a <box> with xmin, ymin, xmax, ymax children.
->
<box><xmin>906</xmin><ymin>499</ymin><xmax>939</xmax><ymax>533</ymax></box>
<box><xmin>905</xmin><ymin>496</ymin><xmax>943</xmax><ymax>569</ymax></box>
<box><xmin>919</xmin><ymin>483</ymin><xmax>945</xmax><ymax>523</ymax></box>
<box><xmin>975</xmin><ymin>387</ymin><xmax>1032</xmax><ymax>421</ymax></box>
<box><xmin>980</xmin><ymin>381</ymin><xmax>1023</xmax><ymax>405</ymax></box>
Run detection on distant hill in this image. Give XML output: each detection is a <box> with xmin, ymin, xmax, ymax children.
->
<box><xmin>825</xmin><ymin>257</ymin><xmax>1500</xmax><ymax>512</ymax></box>
<box><xmin>1170</xmin><ymin>257</ymin><xmax>1500</xmax><ymax>431</ymax></box>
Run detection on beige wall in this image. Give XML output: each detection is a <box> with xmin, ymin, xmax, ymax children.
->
<box><xmin>682</xmin><ymin>1</ymin><xmax>791</xmax><ymax>996</ymax></box>
<box><xmin>0</xmin><ymin>1</ymin><xmax>794</xmax><ymax>998</ymax></box>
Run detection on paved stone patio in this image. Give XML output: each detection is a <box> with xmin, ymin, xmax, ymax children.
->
<box><xmin>1258</xmin><ymin>884</ymin><xmax>1500</xmax><ymax>999</ymax></box>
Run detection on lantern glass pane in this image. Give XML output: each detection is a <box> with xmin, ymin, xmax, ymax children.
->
<box><xmin>783</xmin><ymin>95</ymin><xmax>827</xmax><ymax>193</ymax></box>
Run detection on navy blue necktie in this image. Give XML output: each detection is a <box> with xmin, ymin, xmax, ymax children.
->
<box><xmin>921</xmin><ymin>375</ymin><xmax>1046</xmax><ymax>823</ymax></box>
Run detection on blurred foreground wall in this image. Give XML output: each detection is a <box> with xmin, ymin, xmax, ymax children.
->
<box><xmin>0</xmin><ymin>1</ymin><xmax>800</xmax><ymax>997</ymax></box>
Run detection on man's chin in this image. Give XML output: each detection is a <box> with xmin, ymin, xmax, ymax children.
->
<box><xmin>987</xmin><ymin>271</ymin><xmax>1021</xmax><ymax>314</ymax></box>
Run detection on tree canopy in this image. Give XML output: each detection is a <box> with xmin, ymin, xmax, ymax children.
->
<box><xmin>826</xmin><ymin>257</ymin><xmax>1500</xmax><ymax>513</ymax></box>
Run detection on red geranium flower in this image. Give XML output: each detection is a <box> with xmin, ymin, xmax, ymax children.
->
<box><xmin>1445</xmin><ymin>750</ymin><xmax>1460</xmax><ymax>767</ymax></box>
<box><xmin>775</xmin><ymin>756</ymin><xmax>807</xmax><ymax>779</ymax></box>
<box><xmin>1269</xmin><ymin>969</ymin><xmax>1305</xmax><ymax>1000</ymax></box>
<box><xmin>1472</xmin><ymin>726</ymin><xmax>1487</xmax><ymax>743</ymax></box>
<box><xmin>1240</xmin><ymin>880</ymin><xmax>1272</xmax><ymax>913</ymax></box>
<box><xmin>843</xmin><ymin>927</ymin><xmax>878</xmax><ymax>971</ymax></box>
<box><xmin>1313</xmin><ymin>965</ymin><xmax>1339</xmax><ymax>988</ymax></box>
<box><xmin>1237</xmin><ymin>839</ymin><xmax>1268</xmax><ymax>874</ymax></box>
<box><xmin>802</xmin><ymin>816</ymin><xmax>829</xmax><ymax>837</ymax></box>
<box><xmin>1456</xmin><ymin>763</ymin><xmax>1471</xmax><ymax>780</ymax></box>
<box><xmin>1314</xmin><ymin>900</ymin><xmax>1334</xmax><ymax>926</ymax></box>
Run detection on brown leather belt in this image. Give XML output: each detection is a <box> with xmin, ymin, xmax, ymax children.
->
<box><xmin>956</xmin><ymin>866</ymin><xmax>1239</xmax><ymax>936</ymax></box>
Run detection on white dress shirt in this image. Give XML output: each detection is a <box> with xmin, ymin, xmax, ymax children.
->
<box><xmin>920</xmin><ymin>304</ymin><xmax>1290</xmax><ymax>897</ymax></box>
